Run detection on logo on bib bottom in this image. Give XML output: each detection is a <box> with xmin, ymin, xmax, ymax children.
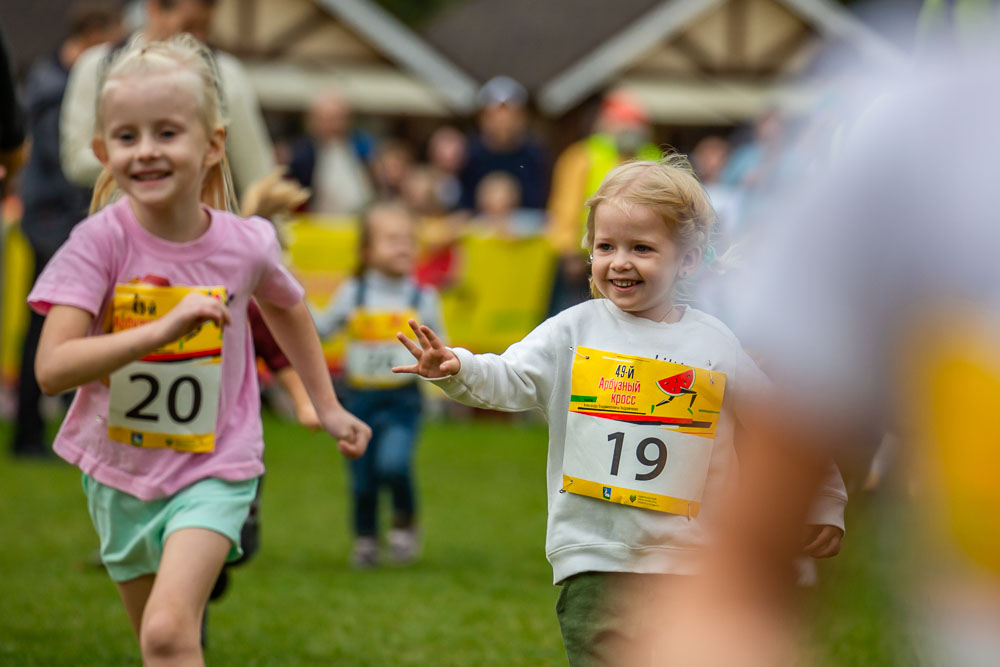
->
<box><xmin>603</xmin><ymin>486</ymin><xmax>612</xmax><ymax>500</ymax></box>
<box><xmin>131</xmin><ymin>432</ymin><xmax>143</xmax><ymax>446</ymax></box>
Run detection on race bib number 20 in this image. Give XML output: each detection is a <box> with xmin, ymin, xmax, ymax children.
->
<box><xmin>562</xmin><ymin>347</ymin><xmax>726</xmax><ymax>517</ymax></box>
<box><xmin>107</xmin><ymin>283</ymin><xmax>225</xmax><ymax>453</ymax></box>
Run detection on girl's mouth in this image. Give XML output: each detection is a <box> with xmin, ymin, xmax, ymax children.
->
<box><xmin>611</xmin><ymin>279</ymin><xmax>639</xmax><ymax>289</ymax></box>
<box><xmin>133</xmin><ymin>171</ymin><xmax>170</xmax><ymax>181</ymax></box>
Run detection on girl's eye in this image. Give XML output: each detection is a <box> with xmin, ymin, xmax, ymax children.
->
<box><xmin>596</xmin><ymin>243</ymin><xmax>613</xmax><ymax>252</ymax></box>
<box><xmin>117</xmin><ymin>132</ymin><xmax>134</xmax><ymax>143</ymax></box>
<box><xmin>160</xmin><ymin>129</ymin><xmax>177</xmax><ymax>139</ymax></box>
<box><xmin>634</xmin><ymin>244</ymin><xmax>651</xmax><ymax>252</ymax></box>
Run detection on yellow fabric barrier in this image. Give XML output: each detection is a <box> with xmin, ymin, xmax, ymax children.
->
<box><xmin>1</xmin><ymin>222</ymin><xmax>33</xmax><ymax>385</ymax></box>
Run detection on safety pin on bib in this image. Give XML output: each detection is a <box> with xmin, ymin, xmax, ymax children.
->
<box><xmin>707</xmin><ymin>360</ymin><xmax>715</xmax><ymax>384</ymax></box>
<box><xmin>571</xmin><ymin>347</ymin><xmax>590</xmax><ymax>360</ymax></box>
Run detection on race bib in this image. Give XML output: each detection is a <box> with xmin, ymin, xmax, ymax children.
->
<box><xmin>345</xmin><ymin>308</ymin><xmax>418</xmax><ymax>388</ymax></box>
<box><xmin>562</xmin><ymin>346</ymin><xmax>727</xmax><ymax>516</ymax></box>
<box><xmin>107</xmin><ymin>283</ymin><xmax>225</xmax><ymax>453</ymax></box>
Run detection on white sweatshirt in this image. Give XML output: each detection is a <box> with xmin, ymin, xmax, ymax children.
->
<box><xmin>431</xmin><ymin>298</ymin><xmax>847</xmax><ymax>584</ymax></box>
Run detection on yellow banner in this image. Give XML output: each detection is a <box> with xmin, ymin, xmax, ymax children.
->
<box><xmin>107</xmin><ymin>425</ymin><xmax>214</xmax><ymax>453</ymax></box>
<box><xmin>568</xmin><ymin>346</ymin><xmax>726</xmax><ymax>439</ymax></box>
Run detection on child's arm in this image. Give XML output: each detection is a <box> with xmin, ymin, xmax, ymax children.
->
<box><xmin>393</xmin><ymin>318</ymin><xmax>555</xmax><ymax>412</ymax></box>
<box><xmin>36</xmin><ymin>294</ymin><xmax>230</xmax><ymax>396</ymax></box>
<box><xmin>255</xmin><ymin>299</ymin><xmax>371</xmax><ymax>458</ymax></box>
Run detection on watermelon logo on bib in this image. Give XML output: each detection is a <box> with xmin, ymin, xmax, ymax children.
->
<box><xmin>652</xmin><ymin>369</ymin><xmax>697</xmax><ymax>414</ymax></box>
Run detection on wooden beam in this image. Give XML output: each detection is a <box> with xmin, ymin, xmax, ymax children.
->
<box><xmin>727</xmin><ymin>0</ymin><xmax>747</xmax><ymax>69</ymax></box>
<box><xmin>261</xmin><ymin>5</ymin><xmax>332</xmax><ymax>59</ymax></box>
<box><xmin>236</xmin><ymin>0</ymin><xmax>257</xmax><ymax>54</ymax></box>
<box><xmin>670</xmin><ymin>32</ymin><xmax>718</xmax><ymax>75</ymax></box>
<box><xmin>755</xmin><ymin>23</ymin><xmax>814</xmax><ymax>77</ymax></box>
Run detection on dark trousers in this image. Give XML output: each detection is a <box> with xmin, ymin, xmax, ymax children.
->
<box><xmin>12</xmin><ymin>248</ymin><xmax>53</xmax><ymax>455</ymax></box>
<box><xmin>344</xmin><ymin>384</ymin><xmax>422</xmax><ymax>537</ymax></box>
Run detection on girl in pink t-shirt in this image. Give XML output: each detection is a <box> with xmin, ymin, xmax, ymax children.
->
<box><xmin>28</xmin><ymin>35</ymin><xmax>370</xmax><ymax>663</ymax></box>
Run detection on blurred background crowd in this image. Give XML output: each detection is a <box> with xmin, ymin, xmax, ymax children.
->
<box><xmin>0</xmin><ymin>0</ymin><xmax>929</xmax><ymax>444</ymax></box>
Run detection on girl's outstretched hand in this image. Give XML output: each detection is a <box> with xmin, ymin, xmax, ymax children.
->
<box><xmin>393</xmin><ymin>319</ymin><xmax>460</xmax><ymax>379</ymax></box>
<box><xmin>157</xmin><ymin>292</ymin><xmax>231</xmax><ymax>345</ymax></box>
<box><xmin>320</xmin><ymin>406</ymin><xmax>371</xmax><ymax>459</ymax></box>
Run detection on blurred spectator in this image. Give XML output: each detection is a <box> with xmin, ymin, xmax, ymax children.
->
<box><xmin>11</xmin><ymin>2</ymin><xmax>122</xmax><ymax>458</ymax></box>
<box><xmin>459</xmin><ymin>76</ymin><xmax>549</xmax><ymax>211</ymax></box>
<box><xmin>288</xmin><ymin>90</ymin><xmax>374</xmax><ymax>216</ymax></box>
<box><xmin>60</xmin><ymin>0</ymin><xmax>275</xmax><ymax>197</ymax></box>
<box><xmin>0</xmin><ymin>25</ymin><xmax>25</xmax><ymax>186</ymax></box>
<box><xmin>371</xmin><ymin>138</ymin><xmax>413</xmax><ymax>201</ymax></box>
<box><xmin>426</xmin><ymin>125</ymin><xmax>466</xmax><ymax>211</ymax></box>
<box><xmin>471</xmin><ymin>170</ymin><xmax>544</xmax><ymax>238</ymax></box>
<box><xmin>690</xmin><ymin>135</ymin><xmax>742</xmax><ymax>247</ymax></box>
<box><xmin>402</xmin><ymin>166</ymin><xmax>461</xmax><ymax>289</ymax></box>
<box><xmin>546</xmin><ymin>90</ymin><xmax>660</xmax><ymax>313</ymax></box>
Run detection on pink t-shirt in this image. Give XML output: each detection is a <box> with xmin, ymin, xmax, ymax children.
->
<box><xmin>28</xmin><ymin>198</ymin><xmax>304</xmax><ymax>500</ymax></box>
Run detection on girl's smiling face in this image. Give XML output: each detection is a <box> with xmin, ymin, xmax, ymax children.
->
<box><xmin>92</xmin><ymin>69</ymin><xmax>224</xmax><ymax>219</ymax></box>
<box><xmin>590</xmin><ymin>202</ymin><xmax>700</xmax><ymax>322</ymax></box>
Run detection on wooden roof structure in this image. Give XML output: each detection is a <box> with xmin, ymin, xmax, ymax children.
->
<box><xmin>210</xmin><ymin>0</ymin><xmax>479</xmax><ymax>116</ymax></box>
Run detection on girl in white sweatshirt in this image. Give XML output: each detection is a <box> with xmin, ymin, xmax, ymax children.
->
<box><xmin>392</xmin><ymin>156</ymin><xmax>846</xmax><ymax>666</ymax></box>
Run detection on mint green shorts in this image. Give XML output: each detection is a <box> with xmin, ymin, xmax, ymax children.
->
<box><xmin>82</xmin><ymin>474</ymin><xmax>259</xmax><ymax>582</ymax></box>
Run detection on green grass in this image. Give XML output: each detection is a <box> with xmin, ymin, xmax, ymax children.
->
<box><xmin>0</xmin><ymin>413</ymin><xmax>916</xmax><ymax>665</ymax></box>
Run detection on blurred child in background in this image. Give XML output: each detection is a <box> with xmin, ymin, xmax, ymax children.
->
<box><xmin>313</xmin><ymin>201</ymin><xmax>446</xmax><ymax>568</ymax></box>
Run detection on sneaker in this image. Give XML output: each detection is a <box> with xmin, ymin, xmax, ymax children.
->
<box><xmin>351</xmin><ymin>536</ymin><xmax>379</xmax><ymax>569</ymax></box>
<box><xmin>387</xmin><ymin>526</ymin><xmax>420</xmax><ymax>566</ymax></box>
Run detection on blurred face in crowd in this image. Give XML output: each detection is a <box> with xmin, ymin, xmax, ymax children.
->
<box><xmin>366</xmin><ymin>206</ymin><xmax>418</xmax><ymax>278</ymax></box>
<box><xmin>691</xmin><ymin>136</ymin><xmax>729</xmax><ymax>184</ymax></box>
<box><xmin>309</xmin><ymin>93</ymin><xmax>351</xmax><ymax>143</ymax></box>
<box><xmin>480</xmin><ymin>103</ymin><xmax>526</xmax><ymax>150</ymax></box>
<box><xmin>428</xmin><ymin>126</ymin><xmax>466</xmax><ymax>174</ymax></box>
<box><xmin>476</xmin><ymin>172</ymin><xmax>519</xmax><ymax>217</ymax></box>
<box><xmin>146</xmin><ymin>0</ymin><xmax>214</xmax><ymax>43</ymax></box>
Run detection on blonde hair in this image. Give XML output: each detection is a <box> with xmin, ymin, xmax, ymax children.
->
<box><xmin>583</xmin><ymin>154</ymin><xmax>717</xmax><ymax>299</ymax></box>
<box><xmin>89</xmin><ymin>33</ymin><xmax>237</xmax><ymax>215</ymax></box>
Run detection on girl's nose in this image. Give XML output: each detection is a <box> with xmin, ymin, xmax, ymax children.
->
<box><xmin>610</xmin><ymin>249</ymin><xmax>633</xmax><ymax>270</ymax></box>
<box><xmin>136</xmin><ymin>134</ymin><xmax>161</xmax><ymax>159</ymax></box>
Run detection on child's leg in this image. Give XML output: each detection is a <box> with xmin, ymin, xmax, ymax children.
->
<box><xmin>376</xmin><ymin>388</ymin><xmax>421</xmax><ymax>528</ymax></box>
<box><xmin>138</xmin><ymin>527</ymin><xmax>230</xmax><ymax>666</ymax></box>
<box><xmin>116</xmin><ymin>574</ymin><xmax>155</xmax><ymax>637</ymax></box>
<box><xmin>375</xmin><ymin>414</ymin><xmax>419</xmax><ymax>528</ymax></box>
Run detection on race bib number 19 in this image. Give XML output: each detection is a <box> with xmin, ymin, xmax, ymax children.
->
<box><xmin>107</xmin><ymin>283</ymin><xmax>225</xmax><ymax>453</ymax></box>
<box><xmin>562</xmin><ymin>347</ymin><xmax>726</xmax><ymax>517</ymax></box>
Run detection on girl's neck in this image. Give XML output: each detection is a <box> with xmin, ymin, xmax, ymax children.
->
<box><xmin>128</xmin><ymin>196</ymin><xmax>210</xmax><ymax>243</ymax></box>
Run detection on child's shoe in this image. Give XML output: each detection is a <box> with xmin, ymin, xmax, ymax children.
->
<box><xmin>351</xmin><ymin>536</ymin><xmax>379</xmax><ymax>569</ymax></box>
<box><xmin>387</xmin><ymin>526</ymin><xmax>420</xmax><ymax>565</ymax></box>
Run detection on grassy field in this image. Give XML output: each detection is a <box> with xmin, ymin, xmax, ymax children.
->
<box><xmin>0</xmin><ymin>413</ymin><xmax>916</xmax><ymax>665</ymax></box>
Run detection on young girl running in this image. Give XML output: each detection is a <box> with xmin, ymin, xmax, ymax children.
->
<box><xmin>29</xmin><ymin>35</ymin><xmax>370</xmax><ymax>664</ymax></box>
<box><xmin>394</xmin><ymin>157</ymin><xmax>846</xmax><ymax>664</ymax></box>
<box><xmin>313</xmin><ymin>201</ymin><xmax>445</xmax><ymax>568</ymax></box>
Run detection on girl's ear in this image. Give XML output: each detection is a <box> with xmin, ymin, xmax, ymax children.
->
<box><xmin>204</xmin><ymin>126</ymin><xmax>226</xmax><ymax>168</ymax></box>
<box><xmin>680</xmin><ymin>246</ymin><xmax>702</xmax><ymax>278</ymax></box>
<box><xmin>91</xmin><ymin>137</ymin><xmax>109</xmax><ymax>166</ymax></box>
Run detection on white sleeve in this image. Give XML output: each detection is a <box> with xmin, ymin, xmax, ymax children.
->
<box><xmin>60</xmin><ymin>45</ymin><xmax>107</xmax><ymax>187</ymax></box>
<box><xmin>216</xmin><ymin>54</ymin><xmax>274</xmax><ymax>196</ymax></box>
<box><xmin>310</xmin><ymin>280</ymin><xmax>357</xmax><ymax>339</ymax></box>
<box><xmin>430</xmin><ymin>318</ymin><xmax>558</xmax><ymax>413</ymax></box>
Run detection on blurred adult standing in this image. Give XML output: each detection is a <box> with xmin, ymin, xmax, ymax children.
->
<box><xmin>0</xmin><ymin>25</ymin><xmax>25</xmax><ymax>185</ymax></box>
<box><xmin>546</xmin><ymin>91</ymin><xmax>660</xmax><ymax>313</ymax></box>
<box><xmin>459</xmin><ymin>76</ymin><xmax>549</xmax><ymax>211</ymax></box>
<box><xmin>10</xmin><ymin>2</ymin><xmax>123</xmax><ymax>458</ymax></box>
<box><xmin>59</xmin><ymin>0</ymin><xmax>274</xmax><ymax>197</ymax></box>
<box><xmin>288</xmin><ymin>90</ymin><xmax>374</xmax><ymax>216</ymax></box>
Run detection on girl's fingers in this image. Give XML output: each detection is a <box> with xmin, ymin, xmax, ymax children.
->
<box><xmin>409</xmin><ymin>319</ymin><xmax>432</xmax><ymax>349</ymax></box>
<box><xmin>392</xmin><ymin>364</ymin><xmax>419</xmax><ymax>374</ymax></box>
<box><xmin>396</xmin><ymin>332</ymin><xmax>423</xmax><ymax>357</ymax></box>
<box><xmin>422</xmin><ymin>325</ymin><xmax>446</xmax><ymax>350</ymax></box>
